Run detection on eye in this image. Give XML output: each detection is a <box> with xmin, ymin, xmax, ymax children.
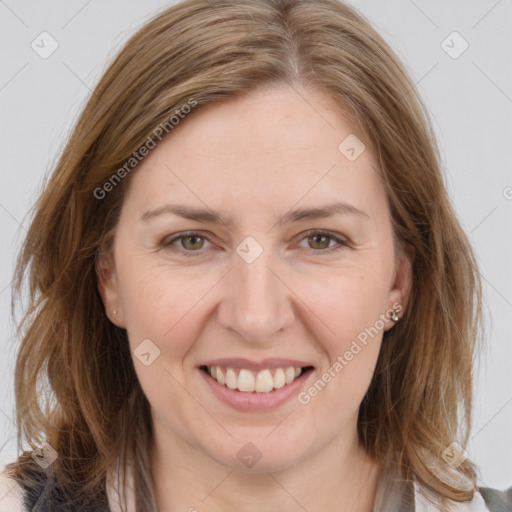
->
<box><xmin>161</xmin><ymin>231</ymin><xmax>212</xmax><ymax>257</ymax></box>
<box><xmin>295</xmin><ymin>229</ymin><xmax>349</xmax><ymax>254</ymax></box>
<box><xmin>161</xmin><ymin>229</ymin><xmax>349</xmax><ymax>257</ymax></box>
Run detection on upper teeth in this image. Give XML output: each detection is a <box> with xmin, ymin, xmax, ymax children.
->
<box><xmin>206</xmin><ymin>366</ymin><xmax>303</xmax><ymax>393</ymax></box>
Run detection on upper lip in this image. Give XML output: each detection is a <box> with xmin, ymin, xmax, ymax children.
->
<box><xmin>200</xmin><ymin>358</ymin><xmax>314</xmax><ymax>371</ymax></box>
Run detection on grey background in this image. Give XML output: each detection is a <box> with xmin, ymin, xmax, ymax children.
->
<box><xmin>0</xmin><ymin>0</ymin><xmax>511</xmax><ymax>491</ymax></box>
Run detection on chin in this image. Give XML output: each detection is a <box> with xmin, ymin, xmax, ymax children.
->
<box><xmin>202</xmin><ymin>432</ymin><xmax>311</xmax><ymax>474</ymax></box>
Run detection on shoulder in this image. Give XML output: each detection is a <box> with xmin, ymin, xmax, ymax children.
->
<box><xmin>0</xmin><ymin>461</ymin><xmax>111</xmax><ymax>512</ymax></box>
<box><xmin>0</xmin><ymin>469</ymin><xmax>25</xmax><ymax>512</ymax></box>
<box><xmin>413</xmin><ymin>480</ymin><xmax>499</xmax><ymax>511</ymax></box>
<box><xmin>479</xmin><ymin>486</ymin><xmax>512</xmax><ymax>512</ymax></box>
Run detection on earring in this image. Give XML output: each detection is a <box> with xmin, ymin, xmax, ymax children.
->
<box><xmin>390</xmin><ymin>309</ymin><xmax>399</xmax><ymax>322</ymax></box>
<box><xmin>113</xmin><ymin>309</ymin><xmax>118</xmax><ymax>315</ymax></box>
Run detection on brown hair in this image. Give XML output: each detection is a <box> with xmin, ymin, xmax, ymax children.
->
<box><xmin>5</xmin><ymin>0</ymin><xmax>483</xmax><ymax>510</ymax></box>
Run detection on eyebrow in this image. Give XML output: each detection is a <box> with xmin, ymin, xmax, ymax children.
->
<box><xmin>139</xmin><ymin>201</ymin><xmax>370</xmax><ymax>227</ymax></box>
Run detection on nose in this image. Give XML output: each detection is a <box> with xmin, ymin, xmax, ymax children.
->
<box><xmin>216</xmin><ymin>248</ymin><xmax>295</xmax><ymax>344</ymax></box>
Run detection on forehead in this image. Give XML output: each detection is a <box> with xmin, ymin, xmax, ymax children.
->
<box><xmin>123</xmin><ymin>84</ymin><xmax>385</xmax><ymax>220</ymax></box>
<box><xmin>165</xmin><ymin>84</ymin><xmax>363</xmax><ymax>162</ymax></box>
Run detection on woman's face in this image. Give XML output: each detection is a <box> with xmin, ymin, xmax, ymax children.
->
<box><xmin>98</xmin><ymin>83</ymin><xmax>412</xmax><ymax>473</ymax></box>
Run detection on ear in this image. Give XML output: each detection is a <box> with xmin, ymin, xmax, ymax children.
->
<box><xmin>385</xmin><ymin>243</ymin><xmax>414</xmax><ymax>330</ymax></box>
<box><xmin>96</xmin><ymin>251</ymin><xmax>126</xmax><ymax>329</ymax></box>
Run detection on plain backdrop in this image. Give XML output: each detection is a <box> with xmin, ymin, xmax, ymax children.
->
<box><xmin>0</xmin><ymin>0</ymin><xmax>511</xmax><ymax>492</ymax></box>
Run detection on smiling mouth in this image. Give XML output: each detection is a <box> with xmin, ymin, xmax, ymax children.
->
<box><xmin>199</xmin><ymin>365</ymin><xmax>314</xmax><ymax>393</ymax></box>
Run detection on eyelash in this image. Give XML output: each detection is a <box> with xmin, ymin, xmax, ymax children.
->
<box><xmin>161</xmin><ymin>229</ymin><xmax>349</xmax><ymax>258</ymax></box>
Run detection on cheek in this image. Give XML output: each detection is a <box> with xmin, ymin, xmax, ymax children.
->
<box><xmin>118</xmin><ymin>250</ymin><xmax>391</xmax><ymax>352</ymax></box>
<box><xmin>294</xmin><ymin>259</ymin><xmax>391</xmax><ymax>339</ymax></box>
<box><xmin>292</xmin><ymin>262</ymin><xmax>389</xmax><ymax>399</ymax></box>
<box><xmin>117</xmin><ymin>256</ymin><xmax>212</xmax><ymax>364</ymax></box>
<box><xmin>117</xmin><ymin>261</ymin><xmax>208</xmax><ymax>417</ymax></box>
<box><xmin>298</xmin><ymin>273</ymin><xmax>384</xmax><ymax>423</ymax></box>
<box><xmin>117</xmin><ymin>252</ymin><xmax>178</xmax><ymax>325</ymax></box>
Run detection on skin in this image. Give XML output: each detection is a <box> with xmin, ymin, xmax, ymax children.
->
<box><xmin>97</xmin><ymin>82</ymin><xmax>413</xmax><ymax>512</ymax></box>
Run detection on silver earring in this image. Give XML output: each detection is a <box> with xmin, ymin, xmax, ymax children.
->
<box><xmin>390</xmin><ymin>309</ymin><xmax>399</xmax><ymax>322</ymax></box>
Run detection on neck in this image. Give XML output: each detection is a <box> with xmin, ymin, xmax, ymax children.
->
<box><xmin>149</xmin><ymin>420</ymin><xmax>381</xmax><ymax>512</ymax></box>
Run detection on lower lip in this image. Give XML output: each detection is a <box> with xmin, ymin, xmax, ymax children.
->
<box><xmin>199</xmin><ymin>367</ymin><xmax>314</xmax><ymax>412</ymax></box>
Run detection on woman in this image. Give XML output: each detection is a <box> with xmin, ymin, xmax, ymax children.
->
<box><xmin>0</xmin><ymin>0</ymin><xmax>510</xmax><ymax>510</ymax></box>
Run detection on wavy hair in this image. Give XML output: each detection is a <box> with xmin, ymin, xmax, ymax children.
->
<box><xmin>5</xmin><ymin>0</ymin><xmax>483</xmax><ymax>510</ymax></box>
